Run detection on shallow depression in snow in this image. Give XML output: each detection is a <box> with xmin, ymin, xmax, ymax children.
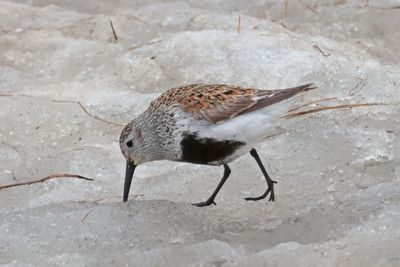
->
<box><xmin>0</xmin><ymin>0</ymin><xmax>400</xmax><ymax>266</ymax></box>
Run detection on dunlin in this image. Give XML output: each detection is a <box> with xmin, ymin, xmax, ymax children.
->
<box><xmin>120</xmin><ymin>83</ymin><xmax>315</xmax><ymax>207</ymax></box>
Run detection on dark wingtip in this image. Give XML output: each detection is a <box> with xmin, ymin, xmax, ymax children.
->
<box><xmin>301</xmin><ymin>83</ymin><xmax>318</xmax><ymax>91</ymax></box>
<box><xmin>299</xmin><ymin>83</ymin><xmax>317</xmax><ymax>91</ymax></box>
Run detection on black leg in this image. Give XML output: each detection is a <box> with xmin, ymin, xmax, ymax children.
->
<box><xmin>245</xmin><ymin>148</ymin><xmax>277</xmax><ymax>202</ymax></box>
<box><xmin>193</xmin><ymin>162</ymin><xmax>231</xmax><ymax>207</ymax></box>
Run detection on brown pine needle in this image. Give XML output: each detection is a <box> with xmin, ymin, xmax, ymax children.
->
<box><xmin>237</xmin><ymin>16</ymin><xmax>241</xmax><ymax>33</ymax></box>
<box><xmin>349</xmin><ymin>77</ymin><xmax>367</xmax><ymax>96</ymax></box>
<box><xmin>283</xmin><ymin>103</ymin><xmax>386</xmax><ymax>119</ymax></box>
<box><xmin>289</xmin><ymin>97</ymin><xmax>338</xmax><ymax>112</ymax></box>
<box><xmin>289</xmin><ymin>77</ymin><xmax>368</xmax><ymax>113</ymax></box>
<box><xmin>284</xmin><ymin>0</ymin><xmax>289</xmax><ymax>15</ymax></box>
<box><xmin>366</xmin><ymin>5</ymin><xmax>400</xmax><ymax>10</ymax></box>
<box><xmin>76</xmin><ymin>102</ymin><xmax>122</xmax><ymax>126</ymax></box>
<box><xmin>0</xmin><ymin>173</ymin><xmax>94</xmax><ymax>190</ymax></box>
<box><xmin>2</xmin><ymin>93</ymin><xmax>123</xmax><ymax>127</ymax></box>
<box><xmin>109</xmin><ymin>19</ymin><xmax>118</xmax><ymax>41</ymax></box>
<box><xmin>297</xmin><ymin>0</ymin><xmax>317</xmax><ymax>14</ymax></box>
<box><xmin>313</xmin><ymin>45</ymin><xmax>330</xmax><ymax>57</ymax></box>
<box><xmin>80</xmin><ymin>209</ymin><xmax>95</xmax><ymax>223</ymax></box>
<box><xmin>53</xmin><ymin>100</ymin><xmax>123</xmax><ymax>127</ymax></box>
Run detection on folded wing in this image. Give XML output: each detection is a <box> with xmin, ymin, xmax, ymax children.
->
<box><xmin>194</xmin><ymin>83</ymin><xmax>316</xmax><ymax>123</ymax></box>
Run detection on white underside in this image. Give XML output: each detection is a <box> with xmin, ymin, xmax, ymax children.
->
<box><xmin>196</xmin><ymin>97</ymin><xmax>298</xmax><ymax>162</ymax></box>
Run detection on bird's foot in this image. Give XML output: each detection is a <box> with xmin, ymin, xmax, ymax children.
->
<box><xmin>192</xmin><ymin>200</ymin><xmax>217</xmax><ymax>207</ymax></box>
<box><xmin>245</xmin><ymin>180</ymin><xmax>277</xmax><ymax>202</ymax></box>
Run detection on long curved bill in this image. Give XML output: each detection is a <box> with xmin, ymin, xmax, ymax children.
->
<box><xmin>123</xmin><ymin>161</ymin><xmax>136</xmax><ymax>202</ymax></box>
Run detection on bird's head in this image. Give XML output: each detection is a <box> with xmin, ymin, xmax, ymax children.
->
<box><xmin>119</xmin><ymin>119</ymin><xmax>144</xmax><ymax>202</ymax></box>
<box><xmin>120</xmin><ymin>119</ymin><xmax>143</xmax><ymax>163</ymax></box>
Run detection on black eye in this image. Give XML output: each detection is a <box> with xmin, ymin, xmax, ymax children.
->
<box><xmin>126</xmin><ymin>140</ymin><xmax>133</xmax><ymax>147</ymax></box>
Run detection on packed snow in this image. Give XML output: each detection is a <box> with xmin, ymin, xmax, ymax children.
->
<box><xmin>0</xmin><ymin>0</ymin><xmax>399</xmax><ymax>266</ymax></box>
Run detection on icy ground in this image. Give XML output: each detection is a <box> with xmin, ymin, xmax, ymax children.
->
<box><xmin>0</xmin><ymin>0</ymin><xmax>400</xmax><ymax>266</ymax></box>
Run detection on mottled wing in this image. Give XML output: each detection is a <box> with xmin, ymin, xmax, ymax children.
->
<box><xmin>190</xmin><ymin>84</ymin><xmax>315</xmax><ymax>123</ymax></box>
<box><xmin>197</xmin><ymin>88</ymin><xmax>258</xmax><ymax>123</ymax></box>
<box><xmin>151</xmin><ymin>83</ymin><xmax>315</xmax><ymax>124</ymax></box>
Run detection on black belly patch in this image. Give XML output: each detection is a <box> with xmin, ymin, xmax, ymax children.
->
<box><xmin>180</xmin><ymin>132</ymin><xmax>246</xmax><ymax>165</ymax></box>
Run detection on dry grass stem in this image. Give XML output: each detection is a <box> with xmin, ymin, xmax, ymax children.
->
<box><xmin>290</xmin><ymin>77</ymin><xmax>368</xmax><ymax>113</ymax></box>
<box><xmin>289</xmin><ymin>97</ymin><xmax>338</xmax><ymax>112</ymax></box>
<box><xmin>284</xmin><ymin>0</ymin><xmax>289</xmax><ymax>14</ymax></box>
<box><xmin>283</xmin><ymin>103</ymin><xmax>386</xmax><ymax>119</ymax></box>
<box><xmin>52</xmin><ymin>100</ymin><xmax>123</xmax><ymax>127</ymax></box>
<box><xmin>365</xmin><ymin>5</ymin><xmax>400</xmax><ymax>10</ymax></box>
<box><xmin>0</xmin><ymin>173</ymin><xmax>94</xmax><ymax>190</ymax></box>
<box><xmin>297</xmin><ymin>0</ymin><xmax>317</xmax><ymax>14</ymax></box>
<box><xmin>1</xmin><ymin>93</ymin><xmax>123</xmax><ymax>127</ymax></box>
<box><xmin>109</xmin><ymin>19</ymin><xmax>118</xmax><ymax>41</ymax></box>
<box><xmin>313</xmin><ymin>45</ymin><xmax>330</xmax><ymax>57</ymax></box>
<box><xmin>349</xmin><ymin>77</ymin><xmax>367</xmax><ymax>96</ymax></box>
<box><xmin>80</xmin><ymin>209</ymin><xmax>95</xmax><ymax>223</ymax></box>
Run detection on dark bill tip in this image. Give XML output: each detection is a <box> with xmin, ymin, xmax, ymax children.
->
<box><xmin>123</xmin><ymin>161</ymin><xmax>136</xmax><ymax>202</ymax></box>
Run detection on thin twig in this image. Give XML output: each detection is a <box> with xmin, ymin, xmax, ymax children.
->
<box><xmin>334</xmin><ymin>0</ymin><xmax>346</xmax><ymax>5</ymax></box>
<box><xmin>127</xmin><ymin>40</ymin><xmax>162</xmax><ymax>51</ymax></box>
<box><xmin>365</xmin><ymin>5</ymin><xmax>400</xmax><ymax>10</ymax></box>
<box><xmin>52</xmin><ymin>100</ymin><xmax>123</xmax><ymax>127</ymax></box>
<box><xmin>264</xmin><ymin>132</ymin><xmax>282</xmax><ymax>139</ymax></box>
<box><xmin>289</xmin><ymin>77</ymin><xmax>368</xmax><ymax>112</ymax></box>
<box><xmin>313</xmin><ymin>45</ymin><xmax>330</xmax><ymax>57</ymax></box>
<box><xmin>288</xmin><ymin>97</ymin><xmax>338</xmax><ymax>112</ymax></box>
<box><xmin>349</xmin><ymin>77</ymin><xmax>367</xmax><ymax>96</ymax></box>
<box><xmin>237</xmin><ymin>16</ymin><xmax>241</xmax><ymax>33</ymax></box>
<box><xmin>284</xmin><ymin>0</ymin><xmax>289</xmax><ymax>14</ymax></box>
<box><xmin>109</xmin><ymin>19</ymin><xmax>118</xmax><ymax>42</ymax></box>
<box><xmin>1</xmin><ymin>93</ymin><xmax>122</xmax><ymax>127</ymax></box>
<box><xmin>77</xmin><ymin>102</ymin><xmax>122</xmax><ymax>126</ymax></box>
<box><xmin>80</xmin><ymin>209</ymin><xmax>95</xmax><ymax>223</ymax></box>
<box><xmin>0</xmin><ymin>174</ymin><xmax>94</xmax><ymax>190</ymax></box>
<box><xmin>0</xmin><ymin>141</ymin><xmax>18</xmax><ymax>152</ymax></box>
<box><xmin>283</xmin><ymin>103</ymin><xmax>386</xmax><ymax>119</ymax></box>
<box><xmin>280</xmin><ymin>22</ymin><xmax>289</xmax><ymax>30</ymax></box>
<box><xmin>57</xmin><ymin>146</ymin><xmax>102</xmax><ymax>155</ymax></box>
<box><xmin>296</xmin><ymin>0</ymin><xmax>317</xmax><ymax>14</ymax></box>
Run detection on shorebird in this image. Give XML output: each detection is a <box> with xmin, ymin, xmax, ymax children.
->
<box><xmin>120</xmin><ymin>83</ymin><xmax>315</xmax><ymax>207</ymax></box>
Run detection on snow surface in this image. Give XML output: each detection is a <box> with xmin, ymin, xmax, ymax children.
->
<box><xmin>1</xmin><ymin>0</ymin><xmax>400</xmax><ymax>266</ymax></box>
